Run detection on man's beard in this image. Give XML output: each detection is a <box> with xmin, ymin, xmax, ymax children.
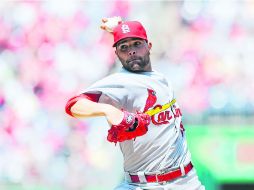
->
<box><xmin>122</xmin><ymin>54</ymin><xmax>150</xmax><ymax>72</ymax></box>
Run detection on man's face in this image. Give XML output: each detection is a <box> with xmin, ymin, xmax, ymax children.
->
<box><xmin>115</xmin><ymin>38</ymin><xmax>152</xmax><ymax>72</ymax></box>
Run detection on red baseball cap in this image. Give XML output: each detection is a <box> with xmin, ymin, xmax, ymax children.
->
<box><xmin>112</xmin><ymin>21</ymin><xmax>148</xmax><ymax>47</ymax></box>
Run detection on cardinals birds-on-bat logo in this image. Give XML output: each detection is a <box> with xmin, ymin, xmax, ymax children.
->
<box><xmin>143</xmin><ymin>88</ymin><xmax>182</xmax><ymax>126</ymax></box>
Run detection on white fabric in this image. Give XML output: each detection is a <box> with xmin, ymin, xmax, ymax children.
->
<box><xmin>84</xmin><ymin>68</ymin><xmax>191</xmax><ymax>173</ymax></box>
<box><xmin>180</xmin><ymin>164</ymin><xmax>185</xmax><ymax>176</ymax></box>
<box><xmin>137</xmin><ymin>171</ymin><xmax>147</xmax><ymax>183</ymax></box>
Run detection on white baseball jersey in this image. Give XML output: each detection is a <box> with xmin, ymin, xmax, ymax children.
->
<box><xmin>84</xmin><ymin>68</ymin><xmax>191</xmax><ymax>173</ymax></box>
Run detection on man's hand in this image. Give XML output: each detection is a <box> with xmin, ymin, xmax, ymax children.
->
<box><xmin>100</xmin><ymin>16</ymin><xmax>122</xmax><ymax>33</ymax></box>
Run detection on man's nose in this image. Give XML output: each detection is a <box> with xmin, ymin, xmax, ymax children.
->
<box><xmin>128</xmin><ymin>50</ymin><xmax>136</xmax><ymax>55</ymax></box>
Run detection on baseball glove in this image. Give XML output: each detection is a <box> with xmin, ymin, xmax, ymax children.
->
<box><xmin>107</xmin><ymin>111</ymin><xmax>150</xmax><ymax>144</ymax></box>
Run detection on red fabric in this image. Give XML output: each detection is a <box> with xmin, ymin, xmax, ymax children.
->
<box><xmin>107</xmin><ymin>111</ymin><xmax>150</xmax><ymax>144</ymax></box>
<box><xmin>130</xmin><ymin>162</ymin><xmax>193</xmax><ymax>183</ymax></box>
<box><xmin>112</xmin><ymin>21</ymin><xmax>148</xmax><ymax>47</ymax></box>
<box><xmin>65</xmin><ymin>92</ymin><xmax>101</xmax><ymax>117</ymax></box>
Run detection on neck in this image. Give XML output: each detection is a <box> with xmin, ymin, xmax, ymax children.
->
<box><xmin>123</xmin><ymin>65</ymin><xmax>152</xmax><ymax>73</ymax></box>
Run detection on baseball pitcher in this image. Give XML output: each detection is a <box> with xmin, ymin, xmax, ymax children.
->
<box><xmin>65</xmin><ymin>17</ymin><xmax>205</xmax><ymax>190</ymax></box>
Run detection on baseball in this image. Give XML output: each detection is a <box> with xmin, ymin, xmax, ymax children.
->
<box><xmin>101</xmin><ymin>16</ymin><xmax>122</xmax><ymax>32</ymax></box>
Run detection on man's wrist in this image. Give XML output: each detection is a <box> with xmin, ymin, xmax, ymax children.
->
<box><xmin>101</xmin><ymin>104</ymin><xmax>124</xmax><ymax>125</ymax></box>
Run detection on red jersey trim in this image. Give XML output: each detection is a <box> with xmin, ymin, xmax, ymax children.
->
<box><xmin>65</xmin><ymin>92</ymin><xmax>102</xmax><ymax>117</ymax></box>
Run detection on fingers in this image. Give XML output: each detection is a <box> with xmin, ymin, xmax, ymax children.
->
<box><xmin>100</xmin><ymin>25</ymin><xmax>106</xmax><ymax>30</ymax></box>
<box><xmin>100</xmin><ymin>16</ymin><xmax>123</xmax><ymax>33</ymax></box>
<box><xmin>102</xmin><ymin>18</ymin><xmax>108</xmax><ymax>23</ymax></box>
<box><xmin>100</xmin><ymin>25</ymin><xmax>113</xmax><ymax>33</ymax></box>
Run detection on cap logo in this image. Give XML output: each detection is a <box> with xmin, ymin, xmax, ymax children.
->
<box><xmin>121</xmin><ymin>24</ymin><xmax>130</xmax><ymax>33</ymax></box>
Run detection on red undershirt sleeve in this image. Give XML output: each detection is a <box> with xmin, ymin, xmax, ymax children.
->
<box><xmin>65</xmin><ymin>92</ymin><xmax>102</xmax><ymax>117</ymax></box>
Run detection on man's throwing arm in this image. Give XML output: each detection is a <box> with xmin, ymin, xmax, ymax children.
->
<box><xmin>65</xmin><ymin>93</ymin><xmax>124</xmax><ymax>125</ymax></box>
<box><xmin>65</xmin><ymin>94</ymin><xmax>151</xmax><ymax>144</ymax></box>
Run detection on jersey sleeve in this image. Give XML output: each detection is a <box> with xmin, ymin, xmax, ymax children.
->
<box><xmin>82</xmin><ymin>74</ymin><xmax>129</xmax><ymax>109</ymax></box>
<box><xmin>65</xmin><ymin>74</ymin><xmax>129</xmax><ymax>117</ymax></box>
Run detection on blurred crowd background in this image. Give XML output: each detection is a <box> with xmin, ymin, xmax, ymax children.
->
<box><xmin>0</xmin><ymin>1</ymin><xmax>253</xmax><ymax>190</ymax></box>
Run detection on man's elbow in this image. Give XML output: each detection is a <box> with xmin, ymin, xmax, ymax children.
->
<box><xmin>65</xmin><ymin>92</ymin><xmax>102</xmax><ymax>117</ymax></box>
<box><xmin>65</xmin><ymin>95</ymin><xmax>81</xmax><ymax>117</ymax></box>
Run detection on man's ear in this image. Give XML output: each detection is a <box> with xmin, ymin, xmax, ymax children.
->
<box><xmin>148</xmin><ymin>42</ymin><xmax>152</xmax><ymax>50</ymax></box>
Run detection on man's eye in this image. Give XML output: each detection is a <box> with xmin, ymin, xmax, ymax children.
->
<box><xmin>134</xmin><ymin>41</ymin><xmax>142</xmax><ymax>47</ymax></box>
<box><xmin>119</xmin><ymin>45</ymin><xmax>128</xmax><ymax>51</ymax></box>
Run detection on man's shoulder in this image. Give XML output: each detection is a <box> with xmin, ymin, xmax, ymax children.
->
<box><xmin>89</xmin><ymin>72</ymin><xmax>128</xmax><ymax>88</ymax></box>
<box><xmin>102</xmin><ymin>71</ymin><xmax>128</xmax><ymax>81</ymax></box>
<box><xmin>96</xmin><ymin>69</ymin><xmax>168</xmax><ymax>84</ymax></box>
<box><xmin>104</xmin><ymin>69</ymin><xmax>138</xmax><ymax>80</ymax></box>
